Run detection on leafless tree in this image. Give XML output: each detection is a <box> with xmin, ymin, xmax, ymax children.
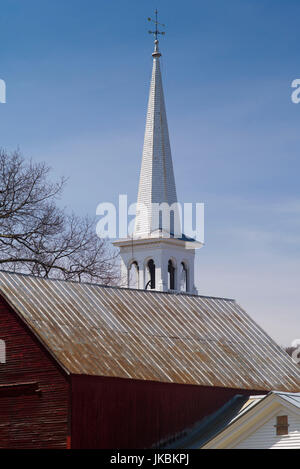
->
<box><xmin>0</xmin><ymin>149</ymin><xmax>119</xmax><ymax>284</ymax></box>
<box><xmin>285</xmin><ymin>346</ymin><xmax>300</xmax><ymax>366</ymax></box>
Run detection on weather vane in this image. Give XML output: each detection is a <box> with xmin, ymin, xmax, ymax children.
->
<box><xmin>148</xmin><ymin>9</ymin><xmax>165</xmax><ymax>41</ymax></box>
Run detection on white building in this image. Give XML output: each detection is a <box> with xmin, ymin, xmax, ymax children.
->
<box><xmin>113</xmin><ymin>37</ymin><xmax>202</xmax><ymax>293</ymax></box>
<box><xmin>162</xmin><ymin>391</ymin><xmax>300</xmax><ymax>449</ymax></box>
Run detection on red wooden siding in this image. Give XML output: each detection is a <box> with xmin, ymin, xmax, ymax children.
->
<box><xmin>0</xmin><ymin>290</ymin><xmax>267</xmax><ymax>449</ymax></box>
<box><xmin>0</xmin><ymin>297</ymin><xmax>69</xmax><ymax>449</ymax></box>
<box><xmin>71</xmin><ymin>375</ymin><xmax>265</xmax><ymax>449</ymax></box>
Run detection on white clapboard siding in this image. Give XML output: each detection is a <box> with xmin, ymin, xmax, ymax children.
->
<box><xmin>233</xmin><ymin>411</ymin><xmax>300</xmax><ymax>449</ymax></box>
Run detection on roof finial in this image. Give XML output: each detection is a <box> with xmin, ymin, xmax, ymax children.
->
<box><xmin>148</xmin><ymin>9</ymin><xmax>165</xmax><ymax>57</ymax></box>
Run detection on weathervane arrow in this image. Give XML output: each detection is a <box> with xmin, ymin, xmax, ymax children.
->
<box><xmin>148</xmin><ymin>9</ymin><xmax>165</xmax><ymax>41</ymax></box>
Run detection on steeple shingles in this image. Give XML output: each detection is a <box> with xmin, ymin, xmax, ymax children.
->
<box><xmin>134</xmin><ymin>40</ymin><xmax>178</xmax><ymax>238</ymax></box>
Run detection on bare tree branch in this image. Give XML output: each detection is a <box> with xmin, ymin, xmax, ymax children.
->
<box><xmin>0</xmin><ymin>149</ymin><xmax>119</xmax><ymax>284</ymax></box>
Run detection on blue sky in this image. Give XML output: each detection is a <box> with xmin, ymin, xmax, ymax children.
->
<box><xmin>1</xmin><ymin>0</ymin><xmax>300</xmax><ymax>345</ymax></box>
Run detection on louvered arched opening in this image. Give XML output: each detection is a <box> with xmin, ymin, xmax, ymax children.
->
<box><xmin>145</xmin><ymin>259</ymin><xmax>156</xmax><ymax>290</ymax></box>
<box><xmin>168</xmin><ymin>259</ymin><xmax>176</xmax><ymax>290</ymax></box>
<box><xmin>128</xmin><ymin>261</ymin><xmax>139</xmax><ymax>289</ymax></box>
<box><xmin>180</xmin><ymin>262</ymin><xmax>188</xmax><ymax>292</ymax></box>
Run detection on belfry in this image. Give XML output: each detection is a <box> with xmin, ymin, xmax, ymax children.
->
<box><xmin>114</xmin><ymin>13</ymin><xmax>202</xmax><ymax>292</ymax></box>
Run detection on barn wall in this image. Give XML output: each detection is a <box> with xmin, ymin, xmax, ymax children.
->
<box><xmin>0</xmin><ymin>297</ymin><xmax>69</xmax><ymax>449</ymax></box>
<box><xmin>71</xmin><ymin>375</ymin><xmax>265</xmax><ymax>449</ymax></box>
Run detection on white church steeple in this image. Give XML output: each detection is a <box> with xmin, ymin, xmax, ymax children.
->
<box><xmin>134</xmin><ymin>38</ymin><xmax>178</xmax><ymax>238</ymax></box>
<box><xmin>114</xmin><ymin>14</ymin><xmax>202</xmax><ymax>293</ymax></box>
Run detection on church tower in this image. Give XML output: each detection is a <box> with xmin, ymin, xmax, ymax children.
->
<box><xmin>114</xmin><ymin>16</ymin><xmax>202</xmax><ymax>292</ymax></box>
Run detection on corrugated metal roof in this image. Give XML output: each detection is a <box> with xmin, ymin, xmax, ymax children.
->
<box><xmin>0</xmin><ymin>271</ymin><xmax>299</xmax><ymax>391</ymax></box>
<box><xmin>272</xmin><ymin>391</ymin><xmax>300</xmax><ymax>409</ymax></box>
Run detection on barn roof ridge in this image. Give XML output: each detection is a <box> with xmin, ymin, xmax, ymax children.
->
<box><xmin>0</xmin><ymin>269</ymin><xmax>235</xmax><ymax>302</ymax></box>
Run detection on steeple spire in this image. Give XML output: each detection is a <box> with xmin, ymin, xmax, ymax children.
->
<box><xmin>114</xmin><ymin>13</ymin><xmax>200</xmax><ymax>294</ymax></box>
<box><xmin>134</xmin><ymin>17</ymin><xmax>178</xmax><ymax>238</ymax></box>
<box><xmin>152</xmin><ymin>39</ymin><xmax>161</xmax><ymax>58</ymax></box>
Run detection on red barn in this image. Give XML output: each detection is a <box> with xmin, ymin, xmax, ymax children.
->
<box><xmin>0</xmin><ymin>270</ymin><xmax>299</xmax><ymax>449</ymax></box>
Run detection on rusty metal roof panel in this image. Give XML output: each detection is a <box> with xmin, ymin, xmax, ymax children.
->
<box><xmin>0</xmin><ymin>271</ymin><xmax>299</xmax><ymax>391</ymax></box>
